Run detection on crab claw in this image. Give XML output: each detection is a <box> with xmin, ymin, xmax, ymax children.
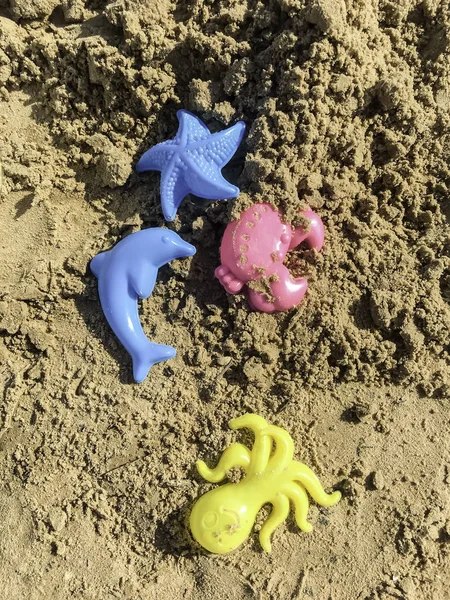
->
<box><xmin>248</xmin><ymin>266</ymin><xmax>308</xmax><ymax>313</ymax></box>
<box><xmin>289</xmin><ymin>208</ymin><xmax>325</xmax><ymax>251</ymax></box>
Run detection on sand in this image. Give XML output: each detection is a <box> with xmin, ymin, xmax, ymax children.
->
<box><xmin>1</xmin><ymin>0</ymin><xmax>450</xmax><ymax>598</ymax></box>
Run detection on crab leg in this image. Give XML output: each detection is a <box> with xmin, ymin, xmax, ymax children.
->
<box><xmin>259</xmin><ymin>493</ymin><xmax>290</xmax><ymax>552</ymax></box>
<box><xmin>282</xmin><ymin>482</ymin><xmax>313</xmax><ymax>532</ymax></box>
<box><xmin>215</xmin><ymin>264</ymin><xmax>244</xmax><ymax>294</ymax></box>
<box><xmin>262</xmin><ymin>425</ymin><xmax>294</xmax><ymax>472</ymax></box>
<box><xmin>229</xmin><ymin>414</ymin><xmax>271</xmax><ymax>475</ymax></box>
<box><xmin>197</xmin><ymin>443</ymin><xmax>251</xmax><ymax>483</ymax></box>
<box><xmin>288</xmin><ymin>462</ymin><xmax>341</xmax><ymax>507</ymax></box>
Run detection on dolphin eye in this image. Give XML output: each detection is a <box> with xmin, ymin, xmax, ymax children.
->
<box><xmin>162</xmin><ymin>235</ymin><xmax>171</xmax><ymax>244</ymax></box>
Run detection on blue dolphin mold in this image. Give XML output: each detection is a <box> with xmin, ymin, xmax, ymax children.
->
<box><xmin>136</xmin><ymin>109</ymin><xmax>245</xmax><ymax>222</ymax></box>
<box><xmin>91</xmin><ymin>228</ymin><xmax>196</xmax><ymax>383</ymax></box>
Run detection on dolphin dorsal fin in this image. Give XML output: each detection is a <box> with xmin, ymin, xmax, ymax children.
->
<box><xmin>90</xmin><ymin>251</ymin><xmax>109</xmax><ymax>278</ymax></box>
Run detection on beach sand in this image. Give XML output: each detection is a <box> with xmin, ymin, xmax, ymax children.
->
<box><xmin>1</xmin><ymin>1</ymin><xmax>450</xmax><ymax>598</ymax></box>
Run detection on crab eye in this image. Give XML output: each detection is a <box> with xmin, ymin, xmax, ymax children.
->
<box><xmin>162</xmin><ymin>235</ymin><xmax>170</xmax><ymax>244</ymax></box>
<box><xmin>202</xmin><ymin>511</ymin><xmax>218</xmax><ymax>528</ymax></box>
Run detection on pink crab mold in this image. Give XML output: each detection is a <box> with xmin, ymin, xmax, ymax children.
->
<box><xmin>215</xmin><ymin>203</ymin><xmax>325</xmax><ymax>313</ymax></box>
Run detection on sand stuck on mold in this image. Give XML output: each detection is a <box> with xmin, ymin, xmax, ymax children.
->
<box><xmin>1</xmin><ymin>1</ymin><xmax>450</xmax><ymax>598</ymax></box>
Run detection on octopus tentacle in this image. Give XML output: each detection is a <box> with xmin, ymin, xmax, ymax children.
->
<box><xmin>259</xmin><ymin>493</ymin><xmax>290</xmax><ymax>552</ymax></box>
<box><xmin>261</xmin><ymin>425</ymin><xmax>294</xmax><ymax>472</ymax></box>
<box><xmin>229</xmin><ymin>414</ymin><xmax>271</xmax><ymax>475</ymax></box>
<box><xmin>282</xmin><ymin>482</ymin><xmax>313</xmax><ymax>532</ymax></box>
<box><xmin>288</xmin><ymin>461</ymin><xmax>341</xmax><ymax>507</ymax></box>
<box><xmin>197</xmin><ymin>443</ymin><xmax>251</xmax><ymax>483</ymax></box>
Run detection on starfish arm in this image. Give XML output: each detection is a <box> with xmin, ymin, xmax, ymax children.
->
<box><xmin>177</xmin><ymin>109</ymin><xmax>211</xmax><ymax>145</ymax></box>
<box><xmin>259</xmin><ymin>493</ymin><xmax>290</xmax><ymax>552</ymax></box>
<box><xmin>196</xmin><ymin>443</ymin><xmax>252</xmax><ymax>483</ymax></box>
<box><xmin>189</xmin><ymin>121</ymin><xmax>245</xmax><ymax>168</ymax></box>
<box><xmin>288</xmin><ymin>462</ymin><xmax>342</xmax><ymax>507</ymax></box>
<box><xmin>159</xmin><ymin>161</ymin><xmax>191</xmax><ymax>221</ymax></box>
<box><xmin>136</xmin><ymin>141</ymin><xmax>176</xmax><ymax>173</ymax></box>
<box><xmin>183</xmin><ymin>153</ymin><xmax>240</xmax><ymax>200</ymax></box>
<box><xmin>282</xmin><ymin>482</ymin><xmax>313</xmax><ymax>532</ymax></box>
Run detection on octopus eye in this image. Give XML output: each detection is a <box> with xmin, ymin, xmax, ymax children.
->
<box><xmin>202</xmin><ymin>511</ymin><xmax>218</xmax><ymax>528</ymax></box>
<box><xmin>162</xmin><ymin>235</ymin><xmax>171</xmax><ymax>244</ymax></box>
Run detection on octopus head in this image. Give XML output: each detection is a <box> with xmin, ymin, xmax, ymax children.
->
<box><xmin>189</xmin><ymin>487</ymin><xmax>253</xmax><ymax>554</ymax></box>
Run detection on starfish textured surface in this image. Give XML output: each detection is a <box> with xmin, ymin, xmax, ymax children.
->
<box><xmin>136</xmin><ymin>109</ymin><xmax>245</xmax><ymax>221</ymax></box>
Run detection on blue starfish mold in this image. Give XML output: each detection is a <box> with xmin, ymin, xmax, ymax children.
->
<box><xmin>136</xmin><ymin>109</ymin><xmax>245</xmax><ymax>222</ymax></box>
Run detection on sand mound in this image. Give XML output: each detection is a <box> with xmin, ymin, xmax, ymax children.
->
<box><xmin>2</xmin><ymin>0</ymin><xmax>450</xmax><ymax>395</ymax></box>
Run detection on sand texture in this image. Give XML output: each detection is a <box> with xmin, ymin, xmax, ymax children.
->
<box><xmin>1</xmin><ymin>0</ymin><xmax>450</xmax><ymax>598</ymax></box>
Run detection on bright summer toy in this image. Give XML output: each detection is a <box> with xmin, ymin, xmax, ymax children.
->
<box><xmin>91</xmin><ymin>228</ymin><xmax>196</xmax><ymax>383</ymax></box>
<box><xmin>215</xmin><ymin>203</ymin><xmax>325</xmax><ymax>313</ymax></box>
<box><xmin>190</xmin><ymin>414</ymin><xmax>341</xmax><ymax>554</ymax></box>
<box><xmin>136</xmin><ymin>109</ymin><xmax>245</xmax><ymax>222</ymax></box>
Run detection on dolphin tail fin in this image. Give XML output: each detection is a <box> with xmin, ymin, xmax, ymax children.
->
<box><xmin>131</xmin><ymin>341</ymin><xmax>176</xmax><ymax>383</ymax></box>
<box><xmin>90</xmin><ymin>251</ymin><xmax>110</xmax><ymax>278</ymax></box>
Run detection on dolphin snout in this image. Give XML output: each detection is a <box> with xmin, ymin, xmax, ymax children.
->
<box><xmin>181</xmin><ymin>241</ymin><xmax>196</xmax><ymax>257</ymax></box>
<box><xmin>161</xmin><ymin>231</ymin><xmax>196</xmax><ymax>259</ymax></box>
<box><xmin>170</xmin><ymin>236</ymin><xmax>196</xmax><ymax>259</ymax></box>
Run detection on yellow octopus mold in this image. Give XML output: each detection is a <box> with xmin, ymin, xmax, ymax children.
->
<box><xmin>190</xmin><ymin>414</ymin><xmax>341</xmax><ymax>554</ymax></box>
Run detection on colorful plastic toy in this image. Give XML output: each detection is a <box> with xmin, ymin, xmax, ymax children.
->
<box><xmin>190</xmin><ymin>414</ymin><xmax>341</xmax><ymax>554</ymax></box>
<box><xmin>136</xmin><ymin>109</ymin><xmax>245</xmax><ymax>222</ymax></box>
<box><xmin>90</xmin><ymin>229</ymin><xmax>196</xmax><ymax>383</ymax></box>
<box><xmin>215</xmin><ymin>203</ymin><xmax>325</xmax><ymax>313</ymax></box>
